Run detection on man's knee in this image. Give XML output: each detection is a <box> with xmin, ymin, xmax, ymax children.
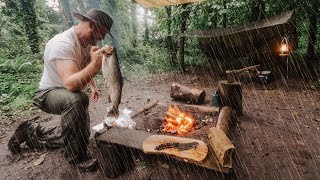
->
<box><xmin>69</xmin><ymin>91</ymin><xmax>89</xmax><ymax>108</ymax></box>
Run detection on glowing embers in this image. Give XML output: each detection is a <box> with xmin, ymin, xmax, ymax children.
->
<box><xmin>163</xmin><ymin>105</ymin><xmax>195</xmax><ymax>135</ymax></box>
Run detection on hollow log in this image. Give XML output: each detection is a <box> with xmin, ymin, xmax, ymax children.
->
<box><xmin>218</xmin><ymin>81</ymin><xmax>242</xmax><ymax>115</ymax></box>
<box><xmin>170</xmin><ymin>83</ymin><xmax>206</xmax><ymax>104</ymax></box>
<box><xmin>216</xmin><ymin>106</ymin><xmax>232</xmax><ymax>138</ymax></box>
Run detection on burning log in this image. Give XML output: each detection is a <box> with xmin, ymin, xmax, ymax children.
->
<box><xmin>163</xmin><ymin>105</ymin><xmax>195</xmax><ymax>135</ymax></box>
<box><xmin>216</xmin><ymin>106</ymin><xmax>233</xmax><ymax>138</ymax></box>
<box><xmin>170</xmin><ymin>83</ymin><xmax>206</xmax><ymax>104</ymax></box>
<box><xmin>218</xmin><ymin>80</ymin><xmax>242</xmax><ymax>115</ymax></box>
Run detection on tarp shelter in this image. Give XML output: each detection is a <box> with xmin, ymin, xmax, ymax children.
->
<box><xmin>135</xmin><ymin>0</ymin><xmax>205</xmax><ymax>8</ymax></box>
<box><xmin>185</xmin><ymin>11</ymin><xmax>297</xmax><ymax>60</ymax></box>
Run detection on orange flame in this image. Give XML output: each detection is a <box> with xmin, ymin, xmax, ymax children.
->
<box><xmin>163</xmin><ymin>105</ymin><xmax>195</xmax><ymax>135</ymax></box>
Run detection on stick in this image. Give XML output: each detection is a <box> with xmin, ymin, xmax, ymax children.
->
<box><xmin>129</xmin><ymin>100</ymin><xmax>159</xmax><ymax>118</ymax></box>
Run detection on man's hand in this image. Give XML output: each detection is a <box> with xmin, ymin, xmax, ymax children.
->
<box><xmin>90</xmin><ymin>87</ymin><xmax>99</xmax><ymax>102</ymax></box>
<box><xmin>89</xmin><ymin>79</ymin><xmax>99</xmax><ymax>102</ymax></box>
<box><xmin>90</xmin><ymin>46</ymin><xmax>104</xmax><ymax>71</ymax></box>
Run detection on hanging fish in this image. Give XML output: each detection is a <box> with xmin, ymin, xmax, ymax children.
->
<box><xmin>102</xmin><ymin>46</ymin><xmax>123</xmax><ymax>117</ymax></box>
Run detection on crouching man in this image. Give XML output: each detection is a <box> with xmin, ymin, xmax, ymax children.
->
<box><xmin>8</xmin><ymin>9</ymin><xmax>114</xmax><ymax>172</ymax></box>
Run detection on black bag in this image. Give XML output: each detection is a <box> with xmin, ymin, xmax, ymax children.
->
<box><xmin>256</xmin><ymin>71</ymin><xmax>275</xmax><ymax>84</ymax></box>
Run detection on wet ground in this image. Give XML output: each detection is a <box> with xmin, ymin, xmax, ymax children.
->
<box><xmin>1</xmin><ymin>71</ymin><xmax>320</xmax><ymax>180</ymax></box>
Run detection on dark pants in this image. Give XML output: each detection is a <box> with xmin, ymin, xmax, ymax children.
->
<box><xmin>31</xmin><ymin>87</ymin><xmax>90</xmax><ymax>163</ymax></box>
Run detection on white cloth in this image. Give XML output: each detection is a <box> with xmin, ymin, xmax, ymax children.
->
<box><xmin>39</xmin><ymin>27</ymin><xmax>91</xmax><ymax>89</ymax></box>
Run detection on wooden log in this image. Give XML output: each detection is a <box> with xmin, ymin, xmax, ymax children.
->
<box><xmin>226</xmin><ymin>65</ymin><xmax>260</xmax><ymax>83</ymax></box>
<box><xmin>95</xmin><ymin>140</ymin><xmax>135</xmax><ymax>178</ymax></box>
<box><xmin>183</xmin><ymin>104</ymin><xmax>220</xmax><ymax>114</ymax></box>
<box><xmin>158</xmin><ymin>102</ymin><xmax>219</xmax><ymax>114</ymax></box>
<box><xmin>218</xmin><ymin>80</ymin><xmax>242</xmax><ymax>115</ymax></box>
<box><xmin>129</xmin><ymin>100</ymin><xmax>159</xmax><ymax>118</ymax></box>
<box><xmin>95</xmin><ymin>128</ymin><xmax>230</xmax><ymax>174</ymax></box>
<box><xmin>216</xmin><ymin>106</ymin><xmax>232</xmax><ymax>138</ymax></box>
<box><xmin>170</xmin><ymin>83</ymin><xmax>206</xmax><ymax>104</ymax></box>
<box><xmin>226</xmin><ymin>64</ymin><xmax>260</xmax><ymax>74</ymax></box>
<box><xmin>208</xmin><ymin>127</ymin><xmax>235</xmax><ymax>168</ymax></box>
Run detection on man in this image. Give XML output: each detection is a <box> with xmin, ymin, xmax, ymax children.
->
<box><xmin>7</xmin><ymin>9</ymin><xmax>113</xmax><ymax>171</ymax></box>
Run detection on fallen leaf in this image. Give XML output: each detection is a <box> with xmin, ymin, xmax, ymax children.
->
<box><xmin>32</xmin><ymin>153</ymin><xmax>46</xmax><ymax>166</ymax></box>
<box><xmin>314</xmin><ymin>118</ymin><xmax>320</xmax><ymax>122</ymax></box>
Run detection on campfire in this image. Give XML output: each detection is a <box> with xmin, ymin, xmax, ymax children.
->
<box><xmin>163</xmin><ymin>104</ymin><xmax>195</xmax><ymax>135</ymax></box>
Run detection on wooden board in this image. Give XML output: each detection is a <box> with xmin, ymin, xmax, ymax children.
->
<box><xmin>143</xmin><ymin>135</ymin><xmax>208</xmax><ymax>162</ymax></box>
<box><xmin>96</xmin><ymin>127</ymin><xmax>230</xmax><ymax>173</ymax></box>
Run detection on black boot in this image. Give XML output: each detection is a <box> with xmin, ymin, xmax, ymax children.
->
<box><xmin>7</xmin><ymin>121</ymin><xmax>32</xmax><ymax>153</ymax></box>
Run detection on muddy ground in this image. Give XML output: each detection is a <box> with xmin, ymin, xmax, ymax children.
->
<box><xmin>1</xmin><ymin>71</ymin><xmax>320</xmax><ymax>180</ymax></box>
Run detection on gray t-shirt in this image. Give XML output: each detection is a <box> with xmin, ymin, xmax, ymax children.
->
<box><xmin>39</xmin><ymin>27</ymin><xmax>90</xmax><ymax>89</ymax></box>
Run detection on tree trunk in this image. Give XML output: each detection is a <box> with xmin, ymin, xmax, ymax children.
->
<box><xmin>179</xmin><ymin>4</ymin><xmax>191</xmax><ymax>72</ymax></box>
<box><xmin>86</xmin><ymin>0</ymin><xmax>101</xmax><ymax>9</ymax></box>
<box><xmin>58</xmin><ymin>0</ymin><xmax>74</xmax><ymax>28</ymax></box>
<box><xmin>107</xmin><ymin>0</ymin><xmax>118</xmax><ymax>46</ymax></box>
<box><xmin>19</xmin><ymin>0</ymin><xmax>39</xmax><ymax>54</ymax></box>
<box><xmin>165</xmin><ymin>6</ymin><xmax>177</xmax><ymax>67</ymax></box>
<box><xmin>307</xmin><ymin>14</ymin><xmax>317</xmax><ymax>61</ymax></box>
<box><xmin>131</xmin><ymin>3</ymin><xmax>138</xmax><ymax>47</ymax></box>
<box><xmin>143</xmin><ymin>8</ymin><xmax>149</xmax><ymax>44</ymax></box>
<box><xmin>75</xmin><ymin>0</ymin><xmax>87</xmax><ymax>14</ymax></box>
<box><xmin>250</xmin><ymin>0</ymin><xmax>265</xmax><ymax>22</ymax></box>
<box><xmin>222</xmin><ymin>0</ymin><xmax>227</xmax><ymax>27</ymax></box>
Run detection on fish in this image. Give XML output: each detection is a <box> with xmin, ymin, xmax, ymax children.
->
<box><xmin>101</xmin><ymin>46</ymin><xmax>123</xmax><ymax>118</ymax></box>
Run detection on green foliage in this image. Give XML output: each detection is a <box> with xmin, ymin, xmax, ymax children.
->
<box><xmin>121</xmin><ymin>43</ymin><xmax>173</xmax><ymax>76</ymax></box>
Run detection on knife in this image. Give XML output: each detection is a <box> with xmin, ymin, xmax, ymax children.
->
<box><xmin>154</xmin><ymin>142</ymin><xmax>199</xmax><ymax>151</ymax></box>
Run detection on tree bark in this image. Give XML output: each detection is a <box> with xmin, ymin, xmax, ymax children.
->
<box><xmin>165</xmin><ymin>6</ymin><xmax>177</xmax><ymax>67</ymax></box>
<box><xmin>307</xmin><ymin>14</ymin><xmax>318</xmax><ymax>61</ymax></box>
<box><xmin>143</xmin><ymin>8</ymin><xmax>149</xmax><ymax>44</ymax></box>
<box><xmin>86</xmin><ymin>0</ymin><xmax>101</xmax><ymax>9</ymax></box>
<box><xmin>58</xmin><ymin>0</ymin><xmax>74</xmax><ymax>28</ymax></box>
<box><xmin>218</xmin><ymin>81</ymin><xmax>242</xmax><ymax>115</ymax></box>
<box><xmin>250</xmin><ymin>0</ymin><xmax>265</xmax><ymax>22</ymax></box>
<box><xmin>131</xmin><ymin>3</ymin><xmax>138</xmax><ymax>47</ymax></box>
<box><xmin>222</xmin><ymin>0</ymin><xmax>227</xmax><ymax>27</ymax></box>
<box><xmin>216</xmin><ymin>106</ymin><xmax>233</xmax><ymax>138</ymax></box>
<box><xmin>179</xmin><ymin>4</ymin><xmax>191</xmax><ymax>72</ymax></box>
<box><xmin>107</xmin><ymin>0</ymin><xmax>118</xmax><ymax>46</ymax></box>
<box><xmin>20</xmin><ymin>0</ymin><xmax>40</xmax><ymax>54</ymax></box>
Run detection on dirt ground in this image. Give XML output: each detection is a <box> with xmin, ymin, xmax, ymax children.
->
<box><xmin>1</xmin><ymin>71</ymin><xmax>320</xmax><ymax>180</ymax></box>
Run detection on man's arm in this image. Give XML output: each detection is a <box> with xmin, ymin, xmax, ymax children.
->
<box><xmin>55</xmin><ymin>46</ymin><xmax>104</xmax><ymax>92</ymax></box>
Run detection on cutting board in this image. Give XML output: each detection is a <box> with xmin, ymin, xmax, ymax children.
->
<box><xmin>143</xmin><ymin>135</ymin><xmax>208</xmax><ymax>162</ymax></box>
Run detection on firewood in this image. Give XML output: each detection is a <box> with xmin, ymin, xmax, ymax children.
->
<box><xmin>218</xmin><ymin>80</ymin><xmax>242</xmax><ymax>115</ymax></box>
<box><xmin>183</xmin><ymin>104</ymin><xmax>220</xmax><ymax>114</ymax></box>
<box><xmin>226</xmin><ymin>65</ymin><xmax>260</xmax><ymax>83</ymax></box>
<box><xmin>170</xmin><ymin>83</ymin><xmax>206</xmax><ymax>104</ymax></box>
<box><xmin>216</xmin><ymin>106</ymin><xmax>232</xmax><ymax>138</ymax></box>
<box><xmin>95</xmin><ymin>127</ymin><xmax>230</xmax><ymax>174</ymax></box>
<box><xmin>208</xmin><ymin>127</ymin><xmax>235</xmax><ymax>168</ymax></box>
<box><xmin>129</xmin><ymin>100</ymin><xmax>159</xmax><ymax>118</ymax></box>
